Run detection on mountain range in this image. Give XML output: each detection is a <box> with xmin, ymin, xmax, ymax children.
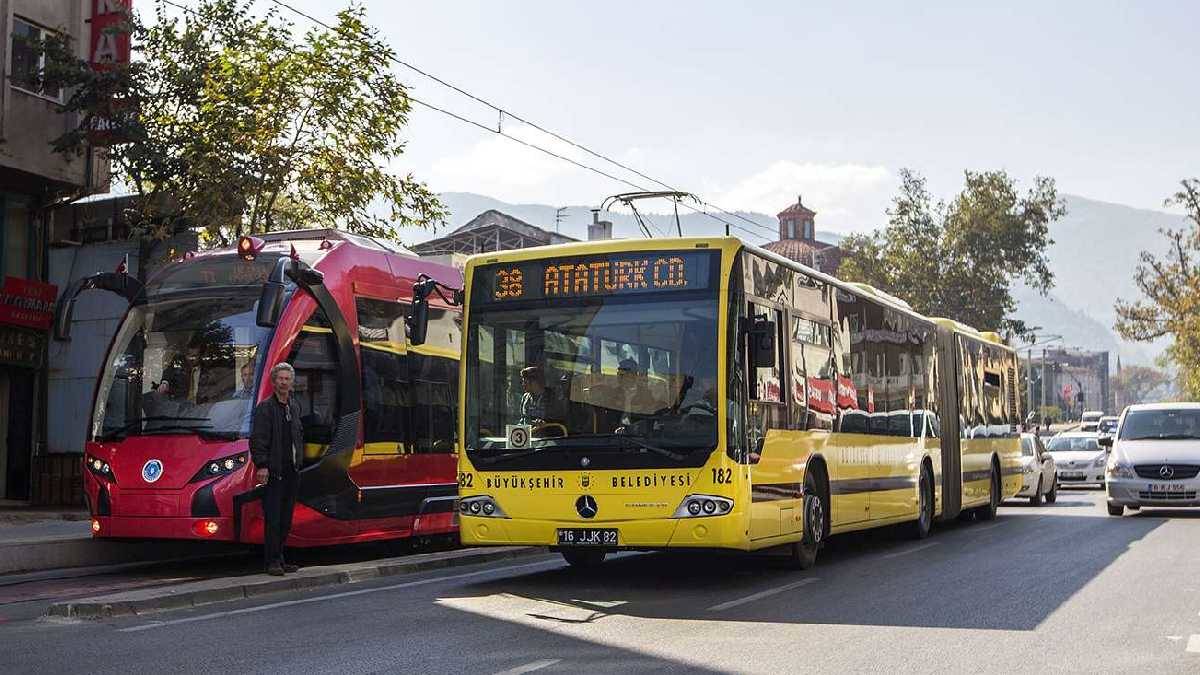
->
<box><xmin>399</xmin><ymin>192</ymin><xmax>1187</xmax><ymax>366</ymax></box>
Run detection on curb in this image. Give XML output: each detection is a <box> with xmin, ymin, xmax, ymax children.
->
<box><xmin>1</xmin><ymin>536</ymin><xmax>242</xmax><ymax>576</ymax></box>
<box><xmin>46</xmin><ymin>546</ymin><xmax>543</xmax><ymax>620</ymax></box>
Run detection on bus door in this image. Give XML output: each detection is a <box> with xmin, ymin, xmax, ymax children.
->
<box><xmin>935</xmin><ymin>326</ymin><xmax>963</xmax><ymax>519</ymax></box>
<box><xmin>746</xmin><ymin>301</ymin><xmax>788</xmax><ymax>541</ymax></box>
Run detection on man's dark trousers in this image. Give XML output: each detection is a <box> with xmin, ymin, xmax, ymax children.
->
<box><xmin>263</xmin><ymin>467</ymin><xmax>299</xmax><ymax>567</ymax></box>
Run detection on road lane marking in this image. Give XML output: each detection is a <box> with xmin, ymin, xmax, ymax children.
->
<box><xmin>880</xmin><ymin>542</ymin><xmax>939</xmax><ymax>559</ymax></box>
<box><xmin>118</xmin><ymin>558</ymin><xmax>561</xmax><ymax>633</ymax></box>
<box><xmin>494</xmin><ymin>659</ymin><xmax>561</xmax><ymax>674</ymax></box>
<box><xmin>1187</xmin><ymin>635</ymin><xmax>1200</xmax><ymax>653</ymax></box>
<box><xmin>707</xmin><ymin>577</ymin><xmax>818</xmax><ymax>612</ymax></box>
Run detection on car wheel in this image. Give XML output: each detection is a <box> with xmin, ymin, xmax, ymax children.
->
<box><xmin>561</xmin><ymin>548</ymin><xmax>606</xmax><ymax>568</ymax></box>
<box><xmin>1045</xmin><ymin>479</ymin><xmax>1057</xmax><ymax>504</ymax></box>
<box><xmin>976</xmin><ymin>465</ymin><xmax>1000</xmax><ymax>521</ymax></box>
<box><xmin>1030</xmin><ymin>476</ymin><xmax>1043</xmax><ymax>506</ymax></box>
<box><xmin>1106</xmin><ymin>502</ymin><xmax>1124</xmax><ymax>517</ymax></box>
<box><xmin>910</xmin><ymin>464</ymin><xmax>934</xmax><ymax>539</ymax></box>
<box><xmin>790</xmin><ymin>469</ymin><xmax>827</xmax><ymax>569</ymax></box>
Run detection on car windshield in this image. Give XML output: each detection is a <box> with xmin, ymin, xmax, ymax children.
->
<box><xmin>1119</xmin><ymin>409</ymin><xmax>1200</xmax><ymax>441</ymax></box>
<box><xmin>1046</xmin><ymin>436</ymin><xmax>1100</xmax><ymax>452</ymax></box>
<box><xmin>465</xmin><ymin>291</ymin><xmax>719</xmax><ymax>470</ymax></box>
<box><xmin>92</xmin><ymin>292</ymin><xmax>272</xmax><ymax>440</ymax></box>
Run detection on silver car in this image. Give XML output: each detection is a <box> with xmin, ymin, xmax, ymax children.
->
<box><xmin>1046</xmin><ymin>432</ymin><xmax>1106</xmax><ymax>486</ymax></box>
<box><xmin>1103</xmin><ymin>403</ymin><xmax>1200</xmax><ymax>516</ymax></box>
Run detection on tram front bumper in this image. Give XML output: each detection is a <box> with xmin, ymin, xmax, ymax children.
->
<box><xmin>460</xmin><ymin>513</ymin><xmax>747</xmax><ymax>550</ymax></box>
<box><xmin>91</xmin><ymin>515</ymin><xmax>237</xmax><ymax>541</ymax></box>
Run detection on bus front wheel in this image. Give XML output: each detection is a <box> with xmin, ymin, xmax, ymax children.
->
<box><xmin>790</xmin><ymin>470</ymin><xmax>827</xmax><ymax>569</ymax></box>
<box><xmin>561</xmin><ymin>548</ymin><xmax>606</xmax><ymax>568</ymax></box>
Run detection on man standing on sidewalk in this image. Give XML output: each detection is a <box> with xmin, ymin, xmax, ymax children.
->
<box><xmin>250</xmin><ymin>362</ymin><xmax>304</xmax><ymax>576</ymax></box>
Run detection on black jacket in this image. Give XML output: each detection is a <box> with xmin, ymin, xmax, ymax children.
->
<box><xmin>249</xmin><ymin>395</ymin><xmax>304</xmax><ymax>475</ymax></box>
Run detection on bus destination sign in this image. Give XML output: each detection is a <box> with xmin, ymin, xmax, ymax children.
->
<box><xmin>474</xmin><ymin>250</ymin><xmax>716</xmax><ymax>304</ymax></box>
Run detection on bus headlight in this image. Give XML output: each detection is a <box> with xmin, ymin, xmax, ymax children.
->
<box><xmin>673</xmin><ymin>494</ymin><xmax>733</xmax><ymax>518</ymax></box>
<box><xmin>188</xmin><ymin>452</ymin><xmax>248</xmax><ymax>483</ymax></box>
<box><xmin>459</xmin><ymin>496</ymin><xmax>507</xmax><ymax>518</ymax></box>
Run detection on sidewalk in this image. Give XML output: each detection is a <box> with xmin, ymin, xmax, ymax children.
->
<box><xmin>47</xmin><ymin>545</ymin><xmax>542</xmax><ymax>619</ymax></box>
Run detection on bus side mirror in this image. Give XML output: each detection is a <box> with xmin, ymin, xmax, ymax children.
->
<box><xmin>256</xmin><ymin>281</ymin><xmax>286</xmax><ymax>328</ymax></box>
<box><xmin>750</xmin><ymin>318</ymin><xmax>776</xmax><ymax>369</ymax></box>
<box><xmin>407</xmin><ymin>297</ymin><xmax>429</xmax><ymax>346</ymax></box>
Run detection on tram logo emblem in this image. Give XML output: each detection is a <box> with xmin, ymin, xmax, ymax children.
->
<box><xmin>1159</xmin><ymin>465</ymin><xmax>1175</xmax><ymax>479</ymax></box>
<box><xmin>575</xmin><ymin>495</ymin><xmax>598</xmax><ymax>519</ymax></box>
<box><xmin>142</xmin><ymin>459</ymin><xmax>164</xmax><ymax>483</ymax></box>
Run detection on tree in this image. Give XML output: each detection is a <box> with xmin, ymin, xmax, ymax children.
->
<box><xmin>1114</xmin><ymin>179</ymin><xmax>1200</xmax><ymax>399</ymax></box>
<box><xmin>43</xmin><ymin>0</ymin><xmax>444</xmax><ymax>246</ymax></box>
<box><xmin>839</xmin><ymin>169</ymin><xmax>1064</xmax><ymax>335</ymax></box>
<box><xmin>1110</xmin><ymin>365</ymin><xmax>1171</xmax><ymax>408</ymax></box>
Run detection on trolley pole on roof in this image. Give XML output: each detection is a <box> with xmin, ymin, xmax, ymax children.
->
<box><xmin>600</xmin><ymin>191</ymin><xmax>700</xmax><ymax>239</ymax></box>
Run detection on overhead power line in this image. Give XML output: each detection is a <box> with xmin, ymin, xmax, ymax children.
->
<box><xmin>155</xmin><ymin>0</ymin><xmax>772</xmax><ymax>240</ymax></box>
<box><xmin>260</xmin><ymin>0</ymin><xmax>776</xmax><ymax>240</ymax></box>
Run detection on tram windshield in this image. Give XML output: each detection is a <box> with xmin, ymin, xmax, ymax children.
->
<box><xmin>92</xmin><ymin>256</ymin><xmax>279</xmax><ymax>440</ymax></box>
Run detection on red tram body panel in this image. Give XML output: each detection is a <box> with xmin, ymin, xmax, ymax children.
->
<box><xmin>77</xmin><ymin>230</ymin><xmax>462</xmax><ymax>546</ymax></box>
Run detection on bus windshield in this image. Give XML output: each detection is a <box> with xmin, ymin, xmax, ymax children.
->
<box><xmin>465</xmin><ymin>294</ymin><xmax>720</xmax><ymax>470</ymax></box>
<box><xmin>92</xmin><ymin>291</ymin><xmax>273</xmax><ymax>440</ymax></box>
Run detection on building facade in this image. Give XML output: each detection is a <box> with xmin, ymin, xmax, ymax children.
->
<box><xmin>0</xmin><ymin>0</ymin><xmax>110</xmax><ymax>504</ymax></box>
<box><xmin>1029</xmin><ymin>348</ymin><xmax>1112</xmax><ymax>418</ymax></box>
<box><xmin>761</xmin><ymin>195</ymin><xmax>843</xmax><ymax>275</ymax></box>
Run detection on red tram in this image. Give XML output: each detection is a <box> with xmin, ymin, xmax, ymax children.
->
<box><xmin>59</xmin><ymin>230</ymin><xmax>462</xmax><ymax>546</ymax></box>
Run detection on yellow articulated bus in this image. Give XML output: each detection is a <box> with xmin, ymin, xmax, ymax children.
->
<box><xmin>429</xmin><ymin>236</ymin><xmax>1022</xmax><ymax>568</ymax></box>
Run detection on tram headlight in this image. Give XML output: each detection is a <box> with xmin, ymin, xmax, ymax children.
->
<box><xmin>188</xmin><ymin>452</ymin><xmax>248</xmax><ymax>483</ymax></box>
<box><xmin>673</xmin><ymin>494</ymin><xmax>734</xmax><ymax>519</ymax></box>
<box><xmin>459</xmin><ymin>496</ymin><xmax>508</xmax><ymax>518</ymax></box>
<box><xmin>85</xmin><ymin>455</ymin><xmax>116</xmax><ymax>483</ymax></box>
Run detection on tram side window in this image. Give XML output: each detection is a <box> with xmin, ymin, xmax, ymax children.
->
<box><xmin>286</xmin><ymin>312</ymin><xmax>339</xmax><ymax>446</ymax></box>
<box><xmin>409</xmin><ymin>354</ymin><xmax>458</xmax><ymax>453</ymax></box>
<box><xmin>361</xmin><ymin>346</ymin><xmax>408</xmax><ymax>447</ymax></box>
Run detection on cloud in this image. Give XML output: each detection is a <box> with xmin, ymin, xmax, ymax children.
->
<box><xmin>713</xmin><ymin>161</ymin><xmax>897</xmax><ymax>234</ymax></box>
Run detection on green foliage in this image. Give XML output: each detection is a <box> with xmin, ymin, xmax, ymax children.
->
<box><xmin>44</xmin><ymin>0</ymin><xmax>444</xmax><ymax>246</ymax></box>
<box><xmin>1114</xmin><ymin>179</ymin><xmax>1200</xmax><ymax>399</ymax></box>
<box><xmin>1110</xmin><ymin>365</ymin><xmax>1171</xmax><ymax>407</ymax></box>
<box><xmin>839</xmin><ymin>169</ymin><xmax>1064</xmax><ymax>336</ymax></box>
<box><xmin>1038</xmin><ymin>405</ymin><xmax>1063</xmax><ymax>423</ymax></box>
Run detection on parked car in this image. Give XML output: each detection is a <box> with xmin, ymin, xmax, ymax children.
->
<box><xmin>1046</xmin><ymin>432</ymin><xmax>1106</xmax><ymax>486</ymax></box>
<box><xmin>1102</xmin><ymin>403</ymin><xmax>1200</xmax><ymax>516</ymax></box>
<box><xmin>1098</xmin><ymin>415</ymin><xmax>1119</xmax><ymax>438</ymax></box>
<box><xmin>1016</xmin><ymin>433</ymin><xmax>1058</xmax><ymax>505</ymax></box>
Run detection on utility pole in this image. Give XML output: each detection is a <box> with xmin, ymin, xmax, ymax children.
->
<box><xmin>554</xmin><ymin>207</ymin><xmax>567</xmax><ymax>234</ymax></box>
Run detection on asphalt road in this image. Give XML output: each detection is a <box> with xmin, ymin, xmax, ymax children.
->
<box><xmin>5</xmin><ymin>488</ymin><xmax>1200</xmax><ymax>673</ymax></box>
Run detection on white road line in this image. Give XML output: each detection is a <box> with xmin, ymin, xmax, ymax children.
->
<box><xmin>118</xmin><ymin>559</ymin><xmax>560</xmax><ymax>633</ymax></box>
<box><xmin>707</xmin><ymin>577</ymin><xmax>819</xmax><ymax>612</ymax></box>
<box><xmin>1186</xmin><ymin>635</ymin><xmax>1200</xmax><ymax>653</ymax></box>
<box><xmin>880</xmin><ymin>542</ymin><xmax>939</xmax><ymax>559</ymax></box>
<box><xmin>494</xmin><ymin>659</ymin><xmax>561</xmax><ymax>674</ymax></box>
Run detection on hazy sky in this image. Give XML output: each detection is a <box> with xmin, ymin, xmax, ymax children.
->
<box><xmin>280</xmin><ymin>0</ymin><xmax>1196</xmax><ymax>236</ymax></box>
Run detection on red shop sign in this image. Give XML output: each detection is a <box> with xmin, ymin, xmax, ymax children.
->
<box><xmin>90</xmin><ymin>0</ymin><xmax>132</xmax><ymax>70</ymax></box>
<box><xmin>0</xmin><ymin>276</ymin><xmax>58</xmax><ymax>331</ymax></box>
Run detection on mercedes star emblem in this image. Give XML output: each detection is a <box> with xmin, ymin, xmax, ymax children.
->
<box><xmin>575</xmin><ymin>494</ymin><xmax>598</xmax><ymax>519</ymax></box>
<box><xmin>1159</xmin><ymin>465</ymin><xmax>1175</xmax><ymax>480</ymax></box>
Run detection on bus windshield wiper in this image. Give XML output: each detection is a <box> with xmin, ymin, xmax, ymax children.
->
<box><xmin>98</xmin><ymin>416</ymin><xmax>211</xmax><ymax>441</ymax></box>
<box><xmin>614</xmin><ymin>435</ymin><xmax>689</xmax><ymax>462</ymax></box>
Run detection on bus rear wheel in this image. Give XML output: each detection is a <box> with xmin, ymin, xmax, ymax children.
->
<box><xmin>790</xmin><ymin>470</ymin><xmax>827</xmax><ymax>569</ymax></box>
<box><xmin>561</xmin><ymin>548</ymin><xmax>606</xmax><ymax>568</ymax></box>
<box><xmin>910</xmin><ymin>464</ymin><xmax>933</xmax><ymax>539</ymax></box>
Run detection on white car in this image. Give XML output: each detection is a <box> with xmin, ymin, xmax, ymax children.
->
<box><xmin>1103</xmin><ymin>403</ymin><xmax>1200</xmax><ymax>516</ymax></box>
<box><xmin>1046</xmin><ymin>432</ymin><xmax>1106</xmax><ymax>486</ymax></box>
<box><xmin>1080</xmin><ymin>410</ymin><xmax>1104</xmax><ymax>433</ymax></box>
<box><xmin>1015</xmin><ymin>433</ymin><xmax>1058</xmax><ymax>504</ymax></box>
<box><xmin>1097</xmin><ymin>415</ymin><xmax>1119</xmax><ymax>438</ymax></box>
